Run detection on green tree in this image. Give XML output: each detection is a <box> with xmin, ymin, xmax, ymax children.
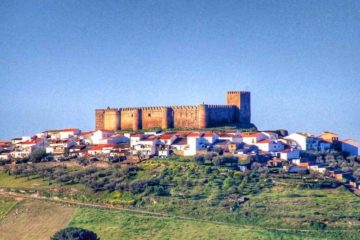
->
<box><xmin>30</xmin><ymin>148</ymin><xmax>47</xmax><ymax>163</ymax></box>
<box><xmin>51</xmin><ymin>227</ymin><xmax>99</xmax><ymax>240</ymax></box>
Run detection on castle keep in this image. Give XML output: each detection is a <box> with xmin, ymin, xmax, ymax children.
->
<box><xmin>95</xmin><ymin>91</ymin><xmax>251</xmax><ymax>131</ymax></box>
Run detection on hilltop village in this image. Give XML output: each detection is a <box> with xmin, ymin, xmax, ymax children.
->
<box><xmin>0</xmin><ymin>127</ymin><xmax>359</xmax><ymax>188</ymax></box>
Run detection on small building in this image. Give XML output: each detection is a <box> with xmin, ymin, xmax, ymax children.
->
<box><xmin>241</xmin><ymin>132</ymin><xmax>268</xmax><ymax>145</ymax></box>
<box><xmin>217</xmin><ymin>132</ymin><xmax>242</xmax><ymax>143</ymax></box>
<box><xmin>275</xmin><ymin>149</ymin><xmax>300</xmax><ymax>160</ymax></box>
<box><xmin>46</xmin><ymin>139</ymin><xmax>76</xmax><ymax>155</ymax></box>
<box><xmin>319</xmin><ymin>131</ymin><xmax>339</xmax><ymax>143</ymax></box>
<box><xmin>131</xmin><ymin>136</ymin><xmax>159</xmax><ymax>157</ymax></box>
<box><xmin>255</xmin><ymin>139</ymin><xmax>285</xmax><ymax>152</ymax></box>
<box><xmin>203</xmin><ymin>132</ymin><xmax>219</xmax><ymax>145</ymax></box>
<box><xmin>341</xmin><ymin>139</ymin><xmax>358</xmax><ymax>156</ymax></box>
<box><xmin>158</xmin><ymin>134</ymin><xmax>177</xmax><ymax>146</ymax></box>
<box><xmin>308</xmin><ymin>163</ymin><xmax>328</xmax><ymax>174</ymax></box>
<box><xmin>44</xmin><ymin>128</ymin><xmax>81</xmax><ymax>140</ymax></box>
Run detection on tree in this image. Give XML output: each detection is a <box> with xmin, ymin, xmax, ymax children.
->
<box><xmin>51</xmin><ymin>227</ymin><xmax>99</xmax><ymax>240</ymax></box>
<box><xmin>30</xmin><ymin>148</ymin><xmax>47</xmax><ymax>163</ymax></box>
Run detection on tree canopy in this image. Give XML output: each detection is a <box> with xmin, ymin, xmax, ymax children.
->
<box><xmin>51</xmin><ymin>227</ymin><xmax>99</xmax><ymax>240</ymax></box>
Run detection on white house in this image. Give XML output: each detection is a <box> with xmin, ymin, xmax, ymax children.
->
<box><xmin>90</xmin><ymin>130</ymin><xmax>114</xmax><ymax>145</ymax></box>
<box><xmin>203</xmin><ymin>132</ymin><xmax>219</xmax><ymax>145</ymax></box>
<box><xmin>88</xmin><ymin>144</ymin><xmax>116</xmax><ymax>156</ymax></box>
<box><xmin>171</xmin><ymin>138</ymin><xmax>188</xmax><ymax>151</ymax></box>
<box><xmin>97</xmin><ymin>134</ymin><xmax>129</xmax><ymax>145</ymax></box>
<box><xmin>217</xmin><ymin>132</ymin><xmax>242</xmax><ymax>143</ymax></box>
<box><xmin>275</xmin><ymin>149</ymin><xmax>300</xmax><ymax>160</ymax></box>
<box><xmin>159</xmin><ymin>134</ymin><xmax>177</xmax><ymax>146</ymax></box>
<box><xmin>241</xmin><ymin>132</ymin><xmax>268</xmax><ymax>145</ymax></box>
<box><xmin>131</xmin><ymin>136</ymin><xmax>159</xmax><ymax>157</ymax></box>
<box><xmin>129</xmin><ymin>134</ymin><xmax>147</xmax><ymax>148</ymax></box>
<box><xmin>309</xmin><ymin>164</ymin><xmax>328</xmax><ymax>174</ymax></box>
<box><xmin>46</xmin><ymin>139</ymin><xmax>76</xmax><ymax>155</ymax></box>
<box><xmin>255</xmin><ymin>139</ymin><xmax>285</xmax><ymax>152</ymax></box>
<box><xmin>341</xmin><ymin>139</ymin><xmax>358</xmax><ymax>156</ymax></box>
<box><xmin>262</xmin><ymin>132</ymin><xmax>279</xmax><ymax>140</ymax></box>
<box><xmin>184</xmin><ymin>132</ymin><xmax>206</xmax><ymax>156</ymax></box>
<box><xmin>12</xmin><ymin>137</ymin><xmax>47</xmax><ymax>158</ymax></box>
<box><xmin>45</xmin><ymin>128</ymin><xmax>81</xmax><ymax>140</ymax></box>
<box><xmin>285</xmin><ymin>133</ymin><xmax>321</xmax><ymax>151</ymax></box>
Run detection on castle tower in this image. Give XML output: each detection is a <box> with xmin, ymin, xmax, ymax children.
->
<box><xmin>95</xmin><ymin>109</ymin><xmax>105</xmax><ymax>130</ymax></box>
<box><xmin>226</xmin><ymin>91</ymin><xmax>251</xmax><ymax>123</ymax></box>
<box><xmin>103</xmin><ymin>108</ymin><xmax>120</xmax><ymax>131</ymax></box>
<box><xmin>198</xmin><ymin>104</ymin><xmax>208</xmax><ymax>128</ymax></box>
<box><xmin>132</xmin><ymin>108</ymin><xmax>142</xmax><ymax>131</ymax></box>
<box><xmin>161</xmin><ymin>107</ymin><xmax>170</xmax><ymax>129</ymax></box>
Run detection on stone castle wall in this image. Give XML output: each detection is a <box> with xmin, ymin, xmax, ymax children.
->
<box><xmin>95</xmin><ymin>91</ymin><xmax>251</xmax><ymax>131</ymax></box>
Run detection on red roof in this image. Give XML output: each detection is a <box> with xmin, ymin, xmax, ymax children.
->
<box><xmin>204</xmin><ymin>132</ymin><xmax>215</xmax><ymax>137</ymax></box>
<box><xmin>241</xmin><ymin>132</ymin><xmax>262</xmax><ymax>138</ymax></box>
<box><xmin>61</xmin><ymin>128</ymin><xmax>79</xmax><ymax>132</ymax></box>
<box><xmin>175</xmin><ymin>131</ymin><xmax>191</xmax><ymax>136</ymax></box>
<box><xmin>0</xmin><ymin>141</ymin><xmax>9</xmax><ymax>147</ymax></box>
<box><xmin>187</xmin><ymin>132</ymin><xmax>204</xmax><ymax>138</ymax></box>
<box><xmin>89</xmin><ymin>144</ymin><xmax>116</xmax><ymax>151</ymax></box>
<box><xmin>257</xmin><ymin>139</ymin><xmax>271</xmax><ymax>144</ymax></box>
<box><xmin>80</xmin><ymin>131</ymin><xmax>95</xmax><ymax>136</ymax></box>
<box><xmin>21</xmin><ymin>138</ymin><xmax>44</xmax><ymax>145</ymax></box>
<box><xmin>159</xmin><ymin>134</ymin><xmax>174</xmax><ymax>140</ymax></box>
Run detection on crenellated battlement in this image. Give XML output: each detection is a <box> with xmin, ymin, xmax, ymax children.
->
<box><xmin>172</xmin><ymin>105</ymin><xmax>198</xmax><ymax>110</ymax></box>
<box><xmin>206</xmin><ymin>104</ymin><xmax>235</xmax><ymax>109</ymax></box>
<box><xmin>227</xmin><ymin>91</ymin><xmax>250</xmax><ymax>94</ymax></box>
<box><xmin>95</xmin><ymin>90</ymin><xmax>251</xmax><ymax>131</ymax></box>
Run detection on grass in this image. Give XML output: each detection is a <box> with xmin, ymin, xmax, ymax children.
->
<box><xmin>0</xmin><ymin>196</ymin><xmax>358</xmax><ymax>239</ymax></box>
<box><xmin>0</xmin><ymin>200</ymin><xmax>76</xmax><ymax>240</ymax></box>
<box><xmin>0</xmin><ymin>172</ymin><xmax>49</xmax><ymax>189</ymax></box>
<box><xmin>241</xmin><ymin>177</ymin><xmax>360</xmax><ymax>230</ymax></box>
<box><xmin>0</xmin><ymin>196</ymin><xmax>18</xmax><ymax>220</ymax></box>
<box><xmin>69</xmin><ymin>207</ymin><xmax>360</xmax><ymax>240</ymax></box>
<box><xmin>2</xmin><ymin>160</ymin><xmax>360</xmax><ymax>239</ymax></box>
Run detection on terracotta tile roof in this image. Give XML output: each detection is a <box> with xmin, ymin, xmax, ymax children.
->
<box><xmin>46</xmin><ymin>128</ymin><xmax>79</xmax><ymax>133</ymax></box>
<box><xmin>204</xmin><ymin>132</ymin><xmax>215</xmax><ymax>137</ymax></box>
<box><xmin>159</xmin><ymin>134</ymin><xmax>174</xmax><ymax>140</ymax></box>
<box><xmin>187</xmin><ymin>132</ymin><xmax>204</xmax><ymax>138</ymax></box>
<box><xmin>257</xmin><ymin>139</ymin><xmax>271</xmax><ymax>144</ymax></box>
<box><xmin>175</xmin><ymin>131</ymin><xmax>191</xmax><ymax>136</ymax></box>
<box><xmin>80</xmin><ymin>131</ymin><xmax>95</xmax><ymax>136</ymax></box>
<box><xmin>89</xmin><ymin>144</ymin><xmax>116</xmax><ymax>151</ymax></box>
<box><xmin>218</xmin><ymin>133</ymin><xmax>233</xmax><ymax>138</ymax></box>
<box><xmin>61</xmin><ymin>128</ymin><xmax>79</xmax><ymax>132</ymax></box>
<box><xmin>241</xmin><ymin>132</ymin><xmax>262</xmax><ymax>138</ymax></box>
<box><xmin>21</xmin><ymin>138</ymin><xmax>44</xmax><ymax>145</ymax></box>
<box><xmin>0</xmin><ymin>141</ymin><xmax>10</xmax><ymax>147</ymax></box>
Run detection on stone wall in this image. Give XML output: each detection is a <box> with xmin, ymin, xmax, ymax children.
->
<box><xmin>173</xmin><ymin>106</ymin><xmax>199</xmax><ymax>128</ymax></box>
<box><xmin>95</xmin><ymin>91</ymin><xmax>251</xmax><ymax>131</ymax></box>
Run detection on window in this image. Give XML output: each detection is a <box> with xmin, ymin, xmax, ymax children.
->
<box><xmin>148</xmin><ymin>113</ymin><xmax>151</xmax><ymax>117</ymax></box>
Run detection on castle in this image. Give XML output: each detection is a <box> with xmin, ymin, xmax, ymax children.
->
<box><xmin>95</xmin><ymin>91</ymin><xmax>251</xmax><ymax>131</ymax></box>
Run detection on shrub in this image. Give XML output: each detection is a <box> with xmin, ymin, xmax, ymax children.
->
<box><xmin>310</xmin><ymin>221</ymin><xmax>327</xmax><ymax>230</ymax></box>
<box><xmin>51</xmin><ymin>227</ymin><xmax>99</xmax><ymax>240</ymax></box>
<box><xmin>30</xmin><ymin>149</ymin><xmax>47</xmax><ymax>163</ymax></box>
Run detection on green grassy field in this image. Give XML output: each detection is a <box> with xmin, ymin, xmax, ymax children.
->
<box><xmin>0</xmin><ymin>198</ymin><xmax>359</xmax><ymax>240</ymax></box>
<box><xmin>2</xmin><ymin>159</ymin><xmax>360</xmax><ymax>239</ymax></box>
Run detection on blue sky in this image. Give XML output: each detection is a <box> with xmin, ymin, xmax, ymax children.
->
<box><xmin>1</xmin><ymin>0</ymin><xmax>359</xmax><ymax>142</ymax></box>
